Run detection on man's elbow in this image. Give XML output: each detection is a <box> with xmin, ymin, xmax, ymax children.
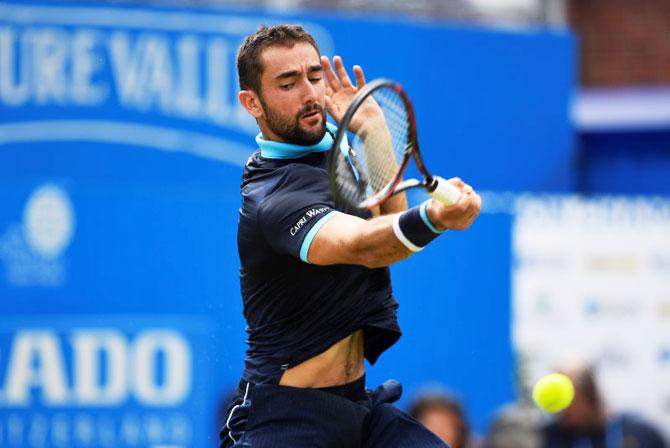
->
<box><xmin>346</xmin><ymin>236</ymin><xmax>380</xmax><ymax>268</ymax></box>
<box><xmin>358</xmin><ymin>255</ymin><xmax>389</xmax><ymax>269</ymax></box>
<box><xmin>349</xmin><ymin>237</ymin><xmax>408</xmax><ymax>269</ymax></box>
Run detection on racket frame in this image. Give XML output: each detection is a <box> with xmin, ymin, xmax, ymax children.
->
<box><xmin>328</xmin><ymin>79</ymin><xmax>439</xmax><ymax>210</ymax></box>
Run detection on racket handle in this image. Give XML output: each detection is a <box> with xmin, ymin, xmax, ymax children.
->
<box><xmin>430</xmin><ymin>176</ymin><xmax>462</xmax><ymax>206</ymax></box>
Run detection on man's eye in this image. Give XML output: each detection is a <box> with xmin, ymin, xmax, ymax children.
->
<box><xmin>309</xmin><ymin>77</ymin><xmax>322</xmax><ymax>83</ymax></box>
<box><xmin>280</xmin><ymin>83</ymin><xmax>295</xmax><ymax>90</ymax></box>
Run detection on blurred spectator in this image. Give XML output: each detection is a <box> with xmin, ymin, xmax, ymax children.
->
<box><xmin>485</xmin><ymin>401</ymin><xmax>544</xmax><ymax>448</ymax></box>
<box><xmin>543</xmin><ymin>362</ymin><xmax>668</xmax><ymax>448</ymax></box>
<box><xmin>408</xmin><ymin>391</ymin><xmax>473</xmax><ymax>448</ymax></box>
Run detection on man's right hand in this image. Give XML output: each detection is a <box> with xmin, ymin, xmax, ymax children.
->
<box><xmin>305</xmin><ymin>178</ymin><xmax>481</xmax><ymax>268</ymax></box>
<box><xmin>425</xmin><ymin>178</ymin><xmax>482</xmax><ymax>231</ymax></box>
<box><xmin>321</xmin><ymin>55</ymin><xmax>383</xmax><ymax>133</ymax></box>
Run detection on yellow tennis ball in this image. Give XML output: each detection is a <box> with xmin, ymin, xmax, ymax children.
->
<box><xmin>532</xmin><ymin>373</ymin><xmax>575</xmax><ymax>413</ymax></box>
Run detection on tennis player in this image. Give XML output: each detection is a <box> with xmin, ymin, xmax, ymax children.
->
<box><xmin>221</xmin><ymin>25</ymin><xmax>481</xmax><ymax>447</ymax></box>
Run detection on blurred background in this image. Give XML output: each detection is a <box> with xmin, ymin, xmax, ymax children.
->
<box><xmin>0</xmin><ymin>0</ymin><xmax>668</xmax><ymax>447</ymax></box>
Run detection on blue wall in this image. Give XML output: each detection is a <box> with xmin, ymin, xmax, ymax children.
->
<box><xmin>578</xmin><ymin>130</ymin><xmax>670</xmax><ymax>194</ymax></box>
<box><xmin>0</xmin><ymin>1</ymin><xmax>575</xmax><ymax>445</ymax></box>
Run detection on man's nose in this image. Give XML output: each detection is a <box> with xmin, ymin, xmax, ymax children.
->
<box><xmin>301</xmin><ymin>78</ymin><xmax>318</xmax><ymax>103</ymax></box>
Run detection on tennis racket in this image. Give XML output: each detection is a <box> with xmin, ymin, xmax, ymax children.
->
<box><xmin>328</xmin><ymin>79</ymin><xmax>462</xmax><ymax>212</ymax></box>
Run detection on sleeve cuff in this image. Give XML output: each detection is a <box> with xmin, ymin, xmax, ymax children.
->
<box><xmin>299</xmin><ymin>211</ymin><xmax>341</xmax><ymax>263</ymax></box>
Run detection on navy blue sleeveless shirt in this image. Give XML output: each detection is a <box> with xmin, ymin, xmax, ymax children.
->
<box><xmin>237</xmin><ymin>126</ymin><xmax>401</xmax><ymax>384</ymax></box>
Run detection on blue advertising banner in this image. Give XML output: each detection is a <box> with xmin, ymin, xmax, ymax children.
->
<box><xmin>0</xmin><ymin>315</ymin><xmax>214</xmax><ymax>447</ymax></box>
<box><xmin>0</xmin><ymin>1</ymin><xmax>575</xmax><ymax>444</ymax></box>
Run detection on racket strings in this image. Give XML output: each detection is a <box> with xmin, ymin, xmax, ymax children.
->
<box><xmin>330</xmin><ymin>84</ymin><xmax>412</xmax><ymax>210</ymax></box>
<box><xmin>348</xmin><ymin>87</ymin><xmax>410</xmax><ymax>200</ymax></box>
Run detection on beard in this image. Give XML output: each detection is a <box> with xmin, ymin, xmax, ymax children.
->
<box><xmin>259</xmin><ymin>97</ymin><xmax>327</xmax><ymax>145</ymax></box>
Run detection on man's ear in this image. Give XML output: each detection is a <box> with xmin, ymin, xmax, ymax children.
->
<box><xmin>239</xmin><ymin>90</ymin><xmax>263</xmax><ymax>119</ymax></box>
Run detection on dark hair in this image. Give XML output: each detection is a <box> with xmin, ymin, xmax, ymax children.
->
<box><xmin>571</xmin><ymin>365</ymin><xmax>601</xmax><ymax>407</ymax></box>
<box><xmin>236</xmin><ymin>24</ymin><xmax>320</xmax><ymax>93</ymax></box>
<box><xmin>408</xmin><ymin>392</ymin><xmax>470</xmax><ymax>448</ymax></box>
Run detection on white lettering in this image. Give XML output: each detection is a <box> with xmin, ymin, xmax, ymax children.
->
<box><xmin>7</xmin><ymin>414</ymin><xmax>23</xmax><ymax>446</ymax></box>
<box><xmin>120</xmin><ymin>415</ymin><xmax>141</xmax><ymax>445</ymax></box>
<box><xmin>74</xmin><ymin>413</ymin><xmax>95</xmax><ymax>445</ymax></box>
<box><xmin>51</xmin><ymin>413</ymin><xmax>70</xmax><ymax>447</ymax></box>
<box><xmin>306</xmin><ymin>207</ymin><xmax>328</xmax><ymax>219</ymax></box>
<box><xmin>205</xmin><ymin>38</ymin><xmax>230</xmax><ymax>125</ymax></box>
<box><xmin>4</xmin><ymin>331</ymin><xmax>69</xmax><ymax>406</ymax></box>
<box><xmin>108</xmin><ymin>31</ymin><xmax>143</xmax><ymax>108</ymax></box>
<box><xmin>290</xmin><ymin>216</ymin><xmax>308</xmax><ymax>236</ymax></box>
<box><xmin>109</xmin><ymin>32</ymin><xmax>173</xmax><ymax>112</ymax></box>
<box><xmin>142</xmin><ymin>35</ymin><xmax>173</xmax><ymax>112</ymax></box>
<box><xmin>0</xmin><ymin>329</ymin><xmax>192</xmax><ymax>407</ymax></box>
<box><xmin>71</xmin><ymin>29</ymin><xmax>107</xmax><ymax>105</ymax></box>
<box><xmin>290</xmin><ymin>208</ymin><xmax>329</xmax><ymax>236</ymax></box>
<box><xmin>72</xmin><ymin>330</ymin><xmax>128</xmax><ymax>405</ymax></box>
<box><xmin>31</xmin><ymin>28</ymin><xmax>69</xmax><ymax>105</ymax></box>
<box><xmin>0</xmin><ymin>19</ymin><xmax>272</xmax><ymax>138</ymax></box>
<box><xmin>0</xmin><ymin>412</ymin><xmax>192</xmax><ymax>447</ymax></box>
<box><xmin>174</xmin><ymin>35</ymin><xmax>201</xmax><ymax>118</ymax></box>
<box><xmin>0</xmin><ymin>26</ymin><xmax>109</xmax><ymax>107</ymax></box>
<box><xmin>0</xmin><ymin>21</ymin><xmax>260</xmax><ymax>132</ymax></box>
<box><xmin>133</xmin><ymin>331</ymin><xmax>191</xmax><ymax>406</ymax></box>
<box><xmin>0</xmin><ymin>27</ymin><xmax>30</xmax><ymax>105</ymax></box>
<box><xmin>97</xmin><ymin>416</ymin><xmax>117</xmax><ymax>447</ymax></box>
<box><xmin>27</xmin><ymin>413</ymin><xmax>48</xmax><ymax>447</ymax></box>
<box><xmin>145</xmin><ymin>415</ymin><xmax>165</xmax><ymax>443</ymax></box>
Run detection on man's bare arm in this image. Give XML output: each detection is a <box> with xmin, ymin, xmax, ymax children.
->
<box><xmin>321</xmin><ymin>59</ymin><xmax>406</xmax><ymax>216</ymax></box>
<box><xmin>307</xmin><ymin>213</ymin><xmax>411</xmax><ymax>268</ymax></box>
<box><xmin>308</xmin><ymin>178</ymin><xmax>481</xmax><ymax>268</ymax></box>
<box><xmin>357</xmin><ymin>118</ymin><xmax>408</xmax><ymax>215</ymax></box>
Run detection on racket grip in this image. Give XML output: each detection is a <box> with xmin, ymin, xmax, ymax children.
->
<box><xmin>430</xmin><ymin>176</ymin><xmax>462</xmax><ymax>206</ymax></box>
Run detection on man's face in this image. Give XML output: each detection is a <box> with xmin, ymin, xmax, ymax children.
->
<box><xmin>255</xmin><ymin>42</ymin><xmax>327</xmax><ymax>145</ymax></box>
<box><xmin>558</xmin><ymin>381</ymin><xmax>600</xmax><ymax>433</ymax></box>
<box><xmin>418</xmin><ymin>408</ymin><xmax>463</xmax><ymax>448</ymax></box>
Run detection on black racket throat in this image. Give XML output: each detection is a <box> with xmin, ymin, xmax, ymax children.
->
<box><xmin>424</xmin><ymin>176</ymin><xmax>439</xmax><ymax>192</ymax></box>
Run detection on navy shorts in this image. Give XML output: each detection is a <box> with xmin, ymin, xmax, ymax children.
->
<box><xmin>219</xmin><ymin>376</ymin><xmax>448</xmax><ymax>448</ymax></box>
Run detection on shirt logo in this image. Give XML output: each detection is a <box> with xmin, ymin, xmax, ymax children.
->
<box><xmin>290</xmin><ymin>207</ymin><xmax>329</xmax><ymax>236</ymax></box>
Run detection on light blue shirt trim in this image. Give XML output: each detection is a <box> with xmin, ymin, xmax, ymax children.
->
<box><xmin>257</xmin><ymin>122</ymin><xmax>340</xmax><ymax>159</ymax></box>
<box><xmin>299</xmin><ymin>210</ymin><xmax>340</xmax><ymax>263</ymax></box>
<box><xmin>420</xmin><ymin>200</ymin><xmax>445</xmax><ymax>234</ymax></box>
